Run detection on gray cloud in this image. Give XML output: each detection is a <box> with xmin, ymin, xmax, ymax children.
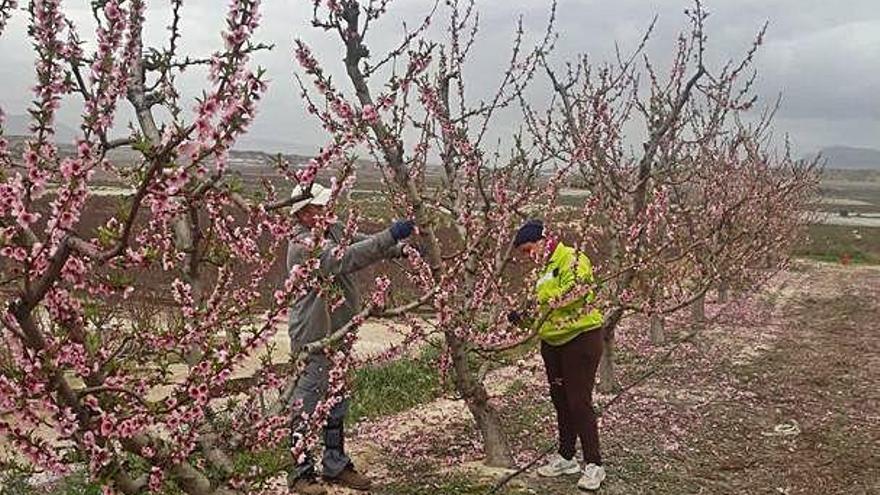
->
<box><xmin>0</xmin><ymin>0</ymin><xmax>878</xmax><ymax>155</ymax></box>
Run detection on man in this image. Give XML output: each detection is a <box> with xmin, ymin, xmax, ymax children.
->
<box><xmin>508</xmin><ymin>219</ymin><xmax>607</xmax><ymax>492</ymax></box>
<box><xmin>286</xmin><ymin>183</ymin><xmax>414</xmax><ymax>495</ymax></box>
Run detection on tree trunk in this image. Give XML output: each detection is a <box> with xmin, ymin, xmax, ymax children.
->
<box><xmin>718</xmin><ymin>281</ymin><xmax>730</xmax><ymax>303</ymax></box>
<box><xmin>691</xmin><ymin>292</ymin><xmax>706</xmax><ymax>326</ymax></box>
<box><xmin>597</xmin><ymin>327</ymin><xmax>619</xmax><ymax>393</ymax></box>
<box><xmin>649</xmin><ymin>314</ymin><xmax>665</xmax><ymax>345</ymax></box>
<box><xmin>447</xmin><ymin>333</ymin><xmax>512</xmax><ymax>467</ymax></box>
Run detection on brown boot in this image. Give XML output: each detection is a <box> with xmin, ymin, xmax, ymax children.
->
<box><xmin>324</xmin><ymin>465</ymin><xmax>373</xmax><ymax>491</ymax></box>
<box><xmin>289</xmin><ymin>476</ymin><xmax>328</xmax><ymax>495</ymax></box>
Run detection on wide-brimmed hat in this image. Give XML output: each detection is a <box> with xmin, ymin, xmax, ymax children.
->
<box><xmin>290</xmin><ymin>183</ymin><xmax>332</xmax><ymax>214</ymax></box>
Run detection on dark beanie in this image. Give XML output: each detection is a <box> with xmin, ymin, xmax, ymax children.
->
<box><xmin>513</xmin><ymin>219</ymin><xmax>545</xmax><ymax>247</ymax></box>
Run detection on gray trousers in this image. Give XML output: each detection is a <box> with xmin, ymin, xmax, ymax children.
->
<box><xmin>289</xmin><ymin>353</ymin><xmax>351</xmax><ymax>480</ymax></box>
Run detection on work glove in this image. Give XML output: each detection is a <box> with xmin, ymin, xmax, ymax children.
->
<box><xmin>507</xmin><ymin>310</ymin><xmax>524</xmax><ymax>325</ymax></box>
<box><xmin>390</xmin><ymin>219</ymin><xmax>416</xmax><ymax>241</ymax></box>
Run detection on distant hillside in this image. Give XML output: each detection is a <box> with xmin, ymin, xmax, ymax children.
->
<box><xmin>811</xmin><ymin>146</ymin><xmax>880</xmax><ymax>170</ymax></box>
<box><xmin>233</xmin><ymin>136</ymin><xmax>314</xmax><ymax>156</ymax></box>
<box><xmin>3</xmin><ymin>114</ymin><xmax>79</xmax><ymax>143</ymax></box>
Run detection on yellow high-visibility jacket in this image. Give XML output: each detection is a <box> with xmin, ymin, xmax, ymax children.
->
<box><xmin>536</xmin><ymin>242</ymin><xmax>604</xmax><ymax>346</ymax></box>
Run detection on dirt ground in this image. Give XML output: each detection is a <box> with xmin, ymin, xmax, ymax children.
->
<box><xmin>5</xmin><ymin>262</ymin><xmax>877</xmax><ymax>495</ymax></box>
<box><xmin>570</xmin><ymin>262</ymin><xmax>880</xmax><ymax>495</ymax></box>
<box><xmin>344</xmin><ymin>261</ymin><xmax>879</xmax><ymax>495</ymax></box>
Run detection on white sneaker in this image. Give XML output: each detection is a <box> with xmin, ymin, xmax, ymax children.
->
<box><xmin>536</xmin><ymin>453</ymin><xmax>581</xmax><ymax>477</ymax></box>
<box><xmin>577</xmin><ymin>463</ymin><xmax>606</xmax><ymax>491</ymax></box>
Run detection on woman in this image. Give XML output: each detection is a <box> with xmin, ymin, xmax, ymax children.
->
<box><xmin>509</xmin><ymin>219</ymin><xmax>606</xmax><ymax>491</ymax></box>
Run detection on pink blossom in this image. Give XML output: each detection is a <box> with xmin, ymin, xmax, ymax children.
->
<box><xmin>361</xmin><ymin>104</ymin><xmax>379</xmax><ymax>124</ymax></box>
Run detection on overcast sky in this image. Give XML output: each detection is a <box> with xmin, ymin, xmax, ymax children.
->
<box><xmin>1</xmin><ymin>0</ymin><xmax>878</xmax><ymax>156</ymax></box>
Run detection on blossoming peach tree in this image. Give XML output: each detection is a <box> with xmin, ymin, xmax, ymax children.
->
<box><xmin>524</xmin><ymin>1</ymin><xmax>820</xmax><ymax>391</ymax></box>
<box><xmin>294</xmin><ymin>0</ymin><xmax>578</xmax><ymax>467</ymax></box>
<box><xmin>0</xmin><ymin>0</ymin><xmax>412</xmax><ymax>493</ymax></box>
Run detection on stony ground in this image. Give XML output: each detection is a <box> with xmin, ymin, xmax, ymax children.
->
<box><xmin>339</xmin><ymin>261</ymin><xmax>879</xmax><ymax>495</ymax></box>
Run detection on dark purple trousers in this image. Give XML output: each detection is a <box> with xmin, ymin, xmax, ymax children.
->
<box><xmin>540</xmin><ymin>328</ymin><xmax>604</xmax><ymax>465</ymax></box>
